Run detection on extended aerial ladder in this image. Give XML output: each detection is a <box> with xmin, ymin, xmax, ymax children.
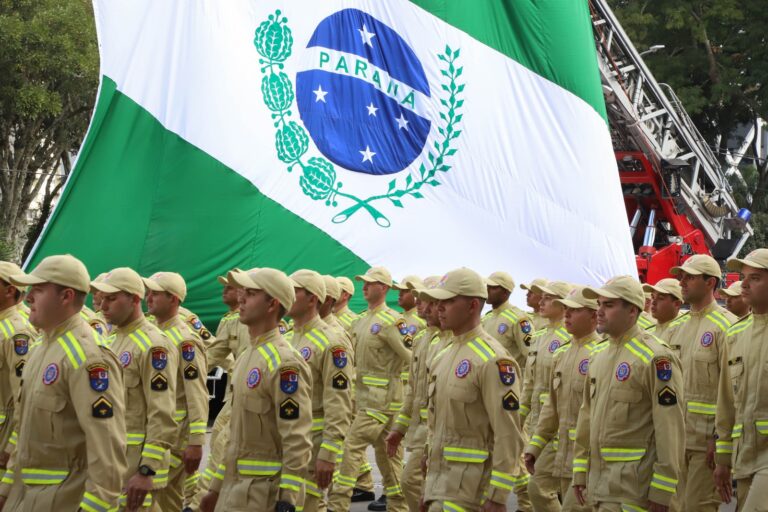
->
<box><xmin>590</xmin><ymin>0</ymin><xmax>753</xmax><ymax>283</ymax></box>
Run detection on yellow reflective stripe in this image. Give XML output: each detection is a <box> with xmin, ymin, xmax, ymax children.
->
<box><xmin>173</xmin><ymin>409</ymin><xmax>187</xmax><ymax>421</ymax></box>
<box><xmin>395</xmin><ymin>413</ymin><xmax>411</xmax><ymax>428</ymax></box>
<box><xmin>756</xmin><ymin>420</ymin><xmax>768</xmax><ymax>435</ymax></box>
<box><xmin>257</xmin><ymin>342</ymin><xmax>281</xmax><ymax>372</ymax></box>
<box><xmin>321</xmin><ymin>440</ymin><xmax>343</xmax><ymax>454</ymax></box>
<box><xmin>311</xmin><ymin>417</ymin><xmax>325</xmax><ymax>432</ymax></box>
<box><xmin>20</xmin><ymin>468</ymin><xmax>69</xmax><ymax>485</ymax></box>
<box><xmin>80</xmin><ymin>491</ymin><xmax>111</xmax><ymax>512</ymax></box>
<box><xmin>366</xmin><ymin>410</ymin><xmax>389</xmax><ymax>424</ymax></box>
<box><xmin>163</xmin><ymin>327</ymin><xmax>183</xmax><ymax>346</ymax></box>
<box><xmin>573</xmin><ymin>457</ymin><xmax>588</xmax><ymax>473</ymax></box>
<box><xmin>280</xmin><ymin>473</ymin><xmax>304</xmax><ymax>491</ymax></box>
<box><xmin>385</xmin><ymin>484</ymin><xmax>402</xmax><ymax>496</ymax></box>
<box><xmin>592</xmin><ymin>343</ymin><xmax>609</xmax><ymax>355</ymax></box>
<box><xmin>8</xmin><ymin>431</ymin><xmax>17</xmax><ymax>446</ymax></box>
<box><xmin>117</xmin><ymin>493</ymin><xmax>153</xmax><ymax>508</ymax></box>
<box><xmin>568</xmin><ymin>429</ymin><xmax>577</xmax><ymax>441</ymax></box>
<box><xmin>305</xmin><ymin>477</ymin><xmax>322</xmax><ymax>497</ymax></box>
<box><xmin>556</xmin><ymin>327</ymin><xmax>570</xmax><ymax>341</ymax></box>
<box><xmin>650</xmin><ymin>472</ymin><xmax>678</xmax><ymax>493</ymax></box>
<box><xmin>236</xmin><ymin>459</ymin><xmax>282</xmax><ymax>476</ymax></box>
<box><xmin>0</xmin><ymin>470</ymin><xmax>12</xmax><ymax>485</ymax></box>
<box><xmin>388</xmin><ymin>402</ymin><xmax>402</xmax><ymax>412</ymax></box>
<box><xmin>57</xmin><ymin>331</ymin><xmax>86</xmax><ymax>369</ymax></box>
<box><xmin>687</xmin><ymin>401</ymin><xmax>717</xmax><ymax>415</ymax></box>
<box><xmin>334</xmin><ymin>473</ymin><xmax>357</xmax><ymax>487</ymax></box>
<box><xmin>707</xmin><ymin>312</ymin><xmax>731</xmax><ymax>332</ymax></box>
<box><xmin>490</xmin><ymin>470</ymin><xmax>515</xmax><ymax>490</ymax></box>
<box><xmin>377</xmin><ymin>311</ymin><xmax>395</xmax><ymax>324</ymax></box>
<box><xmin>362</xmin><ymin>375</ymin><xmax>389</xmax><ymax>387</ymax></box>
<box><xmin>728</xmin><ymin>316</ymin><xmax>753</xmax><ymax>336</ymax></box>
<box><xmin>419</xmin><ymin>408</ymin><xmax>428</xmax><ymax>421</ymax></box>
<box><xmin>80</xmin><ymin>311</ymin><xmax>89</xmax><ymax>320</ymax></box>
<box><xmin>129</xmin><ymin>329</ymin><xmax>152</xmax><ymax>352</ymax></box>
<box><xmin>169</xmin><ymin>453</ymin><xmax>183</xmax><ymax>468</ymax></box>
<box><xmin>443</xmin><ymin>501</ymin><xmax>467</xmax><ymax>512</ymax></box>
<box><xmin>500</xmin><ymin>310</ymin><xmax>519</xmax><ymax>323</ymax></box>
<box><xmin>552</xmin><ymin>438</ymin><xmax>559</xmax><ymax>451</ymax></box>
<box><xmin>600</xmin><ymin>448</ymin><xmax>646</xmax><ymax>461</ymax></box>
<box><xmin>443</xmin><ymin>446</ymin><xmax>489</xmax><ymax>463</ymax></box>
<box><xmin>400</xmin><ymin>370</ymin><xmax>409</xmax><ymax>381</ymax></box>
<box><xmin>212</xmin><ymin>464</ymin><xmax>226</xmax><ymax>481</ymax></box>
<box><xmin>733</xmin><ymin>423</ymin><xmax>743</xmax><ymax>438</ymax></box>
<box><xmin>539</xmin><ymin>392</ymin><xmax>550</xmax><ymax>405</ymax></box>
<box><xmin>467</xmin><ymin>337</ymin><xmax>495</xmax><ymax>362</ymax></box>
<box><xmin>624</xmin><ymin>337</ymin><xmax>653</xmax><ymax>365</ymax></box>
<box><xmin>716</xmin><ymin>440</ymin><xmax>733</xmax><ymax>454</ymax></box>
<box><xmin>185</xmin><ymin>471</ymin><xmax>200</xmax><ymax>490</ymax></box>
<box><xmin>190</xmin><ymin>421</ymin><xmax>207</xmax><ymax>435</ymax></box>
<box><xmin>529</xmin><ymin>435</ymin><xmax>548</xmax><ymax>448</ymax></box>
<box><xmin>621</xmin><ymin>505</ymin><xmax>647</xmax><ymax>512</ymax></box>
<box><xmin>637</xmin><ymin>316</ymin><xmax>653</xmax><ymax>328</ymax></box>
<box><xmin>141</xmin><ymin>443</ymin><xmax>166</xmax><ymax>460</ymax></box>
<box><xmin>670</xmin><ymin>314</ymin><xmax>690</xmax><ymax>328</ymax></box>
<box><xmin>519</xmin><ymin>404</ymin><xmax>530</xmax><ymax>416</ymax></box>
<box><xmin>0</xmin><ymin>320</ymin><xmax>10</xmax><ymax>338</ymax></box>
<box><xmin>310</xmin><ymin>328</ymin><xmax>330</xmax><ymax>348</ymax></box>
<box><xmin>152</xmin><ymin>469</ymin><xmax>169</xmax><ymax>487</ymax></box>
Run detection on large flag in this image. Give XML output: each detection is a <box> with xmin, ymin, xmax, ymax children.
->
<box><xmin>28</xmin><ymin>0</ymin><xmax>635</xmax><ymax>319</ymax></box>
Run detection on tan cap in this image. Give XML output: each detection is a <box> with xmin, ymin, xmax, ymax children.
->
<box><xmin>414</xmin><ymin>276</ymin><xmax>441</xmax><ymax>302</ymax></box>
<box><xmin>555</xmin><ymin>285</ymin><xmax>598</xmax><ymax>310</ymax></box>
<box><xmin>217</xmin><ymin>268</ymin><xmax>245</xmax><ymax>286</ymax></box>
<box><xmin>583</xmin><ymin>275</ymin><xmax>645</xmax><ymax>310</ymax></box>
<box><xmin>670</xmin><ymin>254</ymin><xmax>721</xmax><ymax>278</ymax></box>
<box><xmin>520</xmin><ymin>278</ymin><xmax>547</xmax><ymax>291</ymax></box>
<box><xmin>355</xmin><ymin>266</ymin><xmax>392</xmax><ymax>286</ymax></box>
<box><xmin>421</xmin><ymin>268</ymin><xmax>487</xmax><ymax>300</ymax></box>
<box><xmin>393</xmin><ymin>275</ymin><xmax>424</xmax><ymax>291</ymax></box>
<box><xmin>531</xmin><ymin>281</ymin><xmax>573</xmax><ymax>299</ymax></box>
<box><xmin>0</xmin><ymin>261</ymin><xmax>23</xmax><ymax>283</ymax></box>
<box><xmin>727</xmin><ymin>248</ymin><xmax>768</xmax><ymax>272</ymax></box>
<box><xmin>486</xmin><ymin>271</ymin><xmax>516</xmax><ymax>292</ymax></box>
<box><xmin>10</xmin><ymin>254</ymin><xmax>91</xmax><ymax>293</ymax></box>
<box><xmin>719</xmin><ymin>280</ymin><xmax>743</xmax><ymax>297</ymax></box>
<box><xmin>289</xmin><ymin>269</ymin><xmax>326</xmax><ymax>301</ymax></box>
<box><xmin>229</xmin><ymin>267</ymin><xmax>295</xmax><ymax>310</ymax></box>
<box><xmin>642</xmin><ymin>278</ymin><xmax>683</xmax><ymax>301</ymax></box>
<box><xmin>91</xmin><ymin>267</ymin><xmax>145</xmax><ymax>297</ymax></box>
<box><xmin>323</xmin><ymin>275</ymin><xmax>341</xmax><ymax>301</ymax></box>
<box><xmin>337</xmin><ymin>276</ymin><xmax>354</xmax><ymax>295</ymax></box>
<box><xmin>142</xmin><ymin>272</ymin><xmax>187</xmax><ymax>302</ymax></box>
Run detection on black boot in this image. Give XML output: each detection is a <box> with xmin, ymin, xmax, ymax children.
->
<box><xmin>351</xmin><ymin>487</ymin><xmax>376</xmax><ymax>502</ymax></box>
<box><xmin>367</xmin><ymin>494</ymin><xmax>387</xmax><ymax>511</ymax></box>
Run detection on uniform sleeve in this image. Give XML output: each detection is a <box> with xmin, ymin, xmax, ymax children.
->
<box><xmin>317</xmin><ymin>342</ymin><xmax>354</xmax><ymax>463</ymax></box>
<box><xmin>512</xmin><ymin>313</ymin><xmax>532</xmax><ymax>361</ymax></box>
<box><xmin>482</xmin><ymin>357</ymin><xmax>524</xmax><ymax>505</ymax></box>
<box><xmin>206</xmin><ymin>331</ymin><xmax>234</xmax><ymax>370</ymax></box>
<box><xmin>572</xmin><ymin>370</ymin><xmax>592</xmax><ymax>487</ymax></box>
<box><xmin>647</xmin><ymin>352</ymin><xmax>685</xmax><ymax>506</ymax></box>
<box><xmin>182</xmin><ymin>337</ymin><xmax>209</xmax><ymax>446</ymax></box>
<box><xmin>526</xmin><ymin>357</ymin><xmax>560</xmax><ymax>459</ymax></box>
<box><xmin>393</xmin><ymin>334</ymin><xmax>424</xmax><ymax>436</ymax></box>
<box><xmin>383</xmin><ymin>320</ymin><xmax>412</xmax><ymax>365</ymax></box>
<box><xmin>0</xmin><ymin>331</ymin><xmax>14</xmax><ymax>453</ymax></box>
<box><xmin>71</xmin><ymin>352</ymin><xmax>128</xmax><ymax>511</ymax></box>
<box><xmin>274</xmin><ymin>360</ymin><xmax>313</xmax><ymax>504</ymax></box>
<box><xmin>520</xmin><ymin>342</ymin><xmax>538</xmax><ymax>420</ymax></box>
<box><xmin>713</xmin><ymin>329</ymin><xmax>734</xmax><ymax>465</ymax></box>
<box><xmin>139</xmin><ymin>338</ymin><xmax>179</xmax><ymax>471</ymax></box>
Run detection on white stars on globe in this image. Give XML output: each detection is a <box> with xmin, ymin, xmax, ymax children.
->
<box><xmin>366</xmin><ymin>102</ymin><xmax>378</xmax><ymax>116</ymax></box>
<box><xmin>359</xmin><ymin>23</ymin><xmax>376</xmax><ymax>47</ymax></box>
<box><xmin>313</xmin><ymin>85</ymin><xmax>328</xmax><ymax>103</ymax></box>
<box><xmin>396</xmin><ymin>113</ymin><xmax>409</xmax><ymax>131</ymax></box>
<box><xmin>360</xmin><ymin>146</ymin><xmax>376</xmax><ymax>163</ymax></box>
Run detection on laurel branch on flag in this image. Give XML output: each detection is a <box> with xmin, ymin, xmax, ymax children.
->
<box><xmin>255</xmin><ymin>10</ymin><xmax>464</xmax><ymax>228</ymax></box>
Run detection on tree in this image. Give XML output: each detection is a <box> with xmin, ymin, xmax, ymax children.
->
<box><xmin>610</xmin><ymin>0</ymin><xmax>768</xmax><ymax>251</ymax></box>
<box><xmin>0</xmin><ymin>0</ymin><xmax>98</xmax><ymax>262</ymax></box>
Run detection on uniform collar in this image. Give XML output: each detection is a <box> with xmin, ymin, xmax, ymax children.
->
<box><xmin>155</xmin><ymin>313</ymin><xmax>181</xmax><ymax>331</ymax></box>
<box><xmin>689</xmin><ymin>299</ymin><xmax>718</xmax><ymax>317</ymax></box>
<box><xmin>114</xmin><ymin>315</ymin><xmax>147</xmax><ymax>335</ymax></box>
<box><xmin>0</xmin><ymin>304</ymin><xmax>16</xmax><ymax>321</ymax></box>
<box><xmin>546</xmin><ymin>318</ymin><xmax>565</xmax><ymax>331</ymax></box>
<box><xmin>610</xmin><ymin>324</ymin><xmax>643</xmax><ymax>345</ymax></box>
<box><xmin>338</xmin><ymin>305</ymin><xmax>354</xmax><ymax>316</ymax></box>
<box><xmin>451</xmin><ymin>324</ymin><xmax>484</xmax><ymax>344</ymax></box>
<box><xmin>250</xmin><ymin>327</ymin><xmax>282</xmax><ymax>347</ymax></box>
<box><xmin>573</xmin><ymin>330</ymin><xmax>599</xmax><ymax>346</ymax></box>
<box><xmin>368</xmin><ymin>302</ymin><xmax>388</xmax><ymax>314</ymax></box>
<box><xmin>491</xmin><ymin>302</ymin><xmax>510</xmax><ymax>313</ymax></box>
<box><xmin>292</xmin><ymin>314</ymin><xmax>324</xmax><ymax>335</ymax></box>
<box><xmin>44</xmin><ymin>312</ymin><xmax>84</xmax><ymax>342</ymax></box>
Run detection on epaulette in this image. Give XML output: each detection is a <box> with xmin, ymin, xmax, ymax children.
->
<box><xmin>727</xmin><ymin>314</ymin><xmax>754</xmax><ymax>337</ymax></box>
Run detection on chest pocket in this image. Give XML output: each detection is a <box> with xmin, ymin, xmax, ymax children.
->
<box><xmin>242</xmin><ymin>394</ymin><xmax>271</xmax><ymax>444</ymax></box>
<box><xmin>31</xmin><ymin>390</ymin><xmax>67</xmax><ymax>442</ymax></box>
<box><xmin>124</xmin><ymin>368</ymin><xmax>141</xmax><ymax>388</ymax></box>
<box><xmin>693</xmin><ymin>349</ymin><xmax>718</xmax><ymax>387</ymax></box>
<box><xmin>609</xmin><ymin>387</ymin><xmax>643</xmax><ymax>425</ymax></box>
<box><xmin>445</xmin><ymin>382</ymin><xmax>479</xmax><ymax>433</ymax></box>
<box><xmin>728</xmin><ymin>357</ymin><xmax>744</xmax><ymax>396</ymax></box>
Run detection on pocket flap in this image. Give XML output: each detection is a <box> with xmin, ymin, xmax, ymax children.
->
<box><xmin>610</xmin><ymin>387</ymin><xmax>642</xmax><ymax>403</ymax></box>
<box><xmin>33</xmin><ymin>390</ymin><xmax>66</xmax><ymax>412</ymax></box>
<box><xmin>244</xmin><ymin>394</ymin><xmax>270</xmax><ymax>413</ymax></box>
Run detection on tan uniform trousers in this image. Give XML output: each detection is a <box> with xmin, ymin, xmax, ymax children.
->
<box><xmin>560</xmin><ymin>478</ymin><xmax>589</xmax><ymax>512</ymax></box>
<box><xmin>214</xmin><ymin>475</ymin><xmax>279</xmax><ymax>511</ymax></box>
<box><xmin>6</xmin><ymin>460</ymin><xmax>89</xmax><ymax>511</ymax></box>
<box><xmin>737</xmin><ymin>469</ymin><xmax>768</xmax><ymax>512</ymax></box>
<box><xmin>188</xmin><ymin>401</ymin><xmax>233</xmax><ymax>510</ymax></box>
<box><xmin>677</xmin><ymin>449</ymin><xmax>719</xmax><ymax>512</ymax></box>
<box><xmin>528</xmin><ymin>444</ymin><xmax>560</xmax><ymax>512</ymax></box>
<box><xmin>302</xmin><ymin>430</ymin><xmax>328</xmax><ymax>512</ymax></box>
<box><xmin>154</xmin><ymin>448</ymin><xmax>186</xmax><ymax>512</ymax></box>
<box><xmin>427</xmin><ymin>499</ymin><xmax>479</xmax><ymax>512</ymax></box>
<box><xmin>402</xmin><ymin>427</ymin><xmax>426</xmax><ymax>511</ymax></box>
<box><xmin>327</xmin><ymin>412</ymin><xmax>406</xmax><ymax>512</ymax></box>
<box><xmin>116</xmin><ymin>444</ymin><xmax>162</xmax><ymax>511</ymax></box>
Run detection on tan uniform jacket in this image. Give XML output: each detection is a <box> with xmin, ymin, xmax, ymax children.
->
<box><xmin>637</xmin><ymin>311</ymin><xmax>656</xmax><ymax>329</ymax></box>
<box><xmin>526</xmin><ymin>331</ymin><xmax>605</xmax><ymax>478</ymax></box>
<box><xmin>178</xmin><ymin>306</ymin><xmax>214</xmax><ymax>344</ymax></box>
<box><xmin>351</xmin><ymin>304</ymin><xmax>412</xmax><ymax>415</ymax></box>
<box><xmin>0</xmin><ymin>313</ymin><xmax>127</xmax><ymax>511</ymax></box>
<box><xmin>424</xmin><ymin>326</ymin><xmax>524</xmax><ymax>508</ymax></box>
<box><xmin>334</xmin><ymin>306</ymin><xmax>358</xmax><ymax>336</ymax></box>
<box><xmin>665</xmin><ymin>302</ymin><xmax>735</xmax><ymax>451</ymax></box>
<box><xmin>400</xmin><ymin>309</ymin><xmax>426</xmax><ymax>384</ymax></box>
<box><xmin>482</xmin><ymin>303</ymin><xmax>533</xmax><ymax>370</ymax></box>
<box><xmin>716</xmin><ymin>313</ymin><xmax>768</xmax><ymax>476</ymax></box>
<box><xmin>521</xmin><ymin>321</ymin><xmax>569</xmax><ymax>425</ymax></box>
<box><xmin>82</xmin><ymin>306</ymin><xmax>109</xmax><ymax>337</ymax></box>
<box><xmin>209</xmin><ymin>328</ymin><xmax>312</xmax><ymax>505</ymax></box>
<box><xmin>646</xmin><ymin>318</ymin><xmax>677</xmax><ymax>342</ymax></box>
<box><xmin>208</xmin><ymin>310</ymin><xmax>250</xmax><ymax>406</ymax></box>
<box><xmin>290</xmin><ymin>316</ymin><xmax>353</xmax><ymax>463</ymax></box>
<box><xmin>528</xmin><ymin>311</ymin><xmax>546</xmax><ymax>331</ymax></box>
<box><xmin>393</xmin><ymin>326</ymin><xmax>440</xmax><ymax>448</ymax></box>
<box><xmin>573</xmin><ymin>325</ymin><xmax>684</xmax><ymax>507</ymax></box>
<box><xmin>157</xmin><ymin>315</ymin><xmax>209</xmax><ymax>448</ymax></box>
<box><xmin>0</xmin><ymin>305</ymin><xmax>36</xmax><ymax>454</ymax></box>
<box><xmin>111</xmin><ymin>316</ymin><xmax>178</xmax><ymax>474</ymax></box>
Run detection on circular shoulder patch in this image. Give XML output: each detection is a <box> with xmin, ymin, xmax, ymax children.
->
<box><xmin>119</xmin><ymin>351</ymin><xmax>132</xmax><ymax>368</ymax></box>
<box><xmin>43</xmin><ymin>363</ymin><xmax>59</xmax><ymax>385</ymax></box>
<box><xmin>497</xmin><ymin>323</ymin><xmax>508</xmax><ymax>335</ymax></box>
<box><xmin>615</xmin><ymin>362</ymin><xmax>631</xmax><ymax>382</ymax></box>
<box><xmin>548</xmin><ymin>340</ymin><xmax>560</xmax><ymax>353</ymax></box>
<box><xmin>700</xmin><ymin>331</ymin><xmax>714</xmax><ymax>347</ymax></box>
<box><xmin>455</xmin><ymin>359</ymin><xmax>471</xmax><ymax>378</ymax></box>
<box><xmin>300</xmin><ymin>346</ymin><xmax>312</xmax><ymax>361</ymax></box>
<box><xmin>578</xmin><ymin>358</ymin><xmax>589</xmax><ymax>375</ymax></box>
<box><xmin>247</xmin><ymin>367</ymin><xmax>261</xmax><ymax>388</ymax></box>
<box><xmin>370</xmin><ymin>323</ymin><xmax>382</xmax><ymax>334</ymax></box>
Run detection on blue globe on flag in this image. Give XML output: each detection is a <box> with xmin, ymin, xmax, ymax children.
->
<box><xmin>296</xmin><ymin>8</ymin><xmax>431</xmax><ymax>176</ymax></box>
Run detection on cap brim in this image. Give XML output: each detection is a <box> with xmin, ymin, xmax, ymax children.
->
<box><xmin>532</xmin><ymin>284</ymin><xmax>561</xmax><ymax>297</ymax></box>
<box><xmin>355</xmin><ymin>275</ymin><xmax>377</xmax><ymax>283</ymax></box>
<box><xmin>90</xmin><ymin>281</ymin><xmax>122</xmax><ymax>294</ymax></box>
<box><xmin>726</xmin><ymin>258</ymin><xmax>767</xmax><ymax>272</ymax></box>
<box><xmin>392</xmin><ymin>283</ymin><xmax>410</xmax><ymax>291</ymax></box>
<box><xmin>642</xmin><ymin>284</ymin><xmax>662</xmax><ymax>294</ymax></box>
<box><xmin>670</xmin><ymin>265</ymin><xmax>702</xmax><ymax>276</ymax></box>
<box><xmin>582</xmin><ymin>286</ymin><xmax>621</xmax><ymax>301</ymax></box>
<box><xmin>554</xmin><ymin>298</ymin><xmax>585</xmax><ymax>309</ymax></box>
<box><xmin>719</xmin><ymin>289</ymin><xmax>740</xmax><ymax>297</ymax></box>
<box><xmin>217</xmin><ymin>276</ymin><xmax>229</xmax><ymax>286</ymax></box>
<box><xmin>9</xmin><ymin>273</ymin><xmax>46</xmax><ymax>288</ymax></box>
<box><xmin>420</xmin><ymin>288</ymin><xmax>458</xmax><ymax>300</ymax></box>
<box><xmin>141</xmin><ymin>278</ymin><xmax>165</xmax><ymax>293</ymax></box>
<box><xmin>228</xmin><ymin>271</ymin><xmax>260</xmax><ymax>290</ymax></box>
